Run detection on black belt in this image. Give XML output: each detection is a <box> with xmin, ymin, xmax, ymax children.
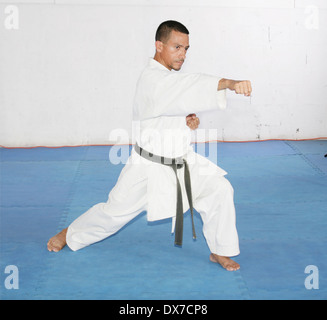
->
<box><xmin>134</xmin><ymin>143</ymin><xmax>196</xmax><ymax>246</ymax></box>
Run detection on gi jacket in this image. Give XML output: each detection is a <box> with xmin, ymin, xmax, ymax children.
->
<box><xmin>132</xmin><ymin>58</ymin><xmax>228</xmax><ymax>221</ymax></box>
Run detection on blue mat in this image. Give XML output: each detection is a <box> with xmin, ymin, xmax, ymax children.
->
<box><xmin>1</xmin><ymin>140</ymin><xmax>326</xmax><ymax>300</ymax></box>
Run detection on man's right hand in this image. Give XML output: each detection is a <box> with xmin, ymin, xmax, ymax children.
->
<box><xmin>186</xmin><ymin>113</ymin><xmax>200</xmax><ymax>130</ymax></box>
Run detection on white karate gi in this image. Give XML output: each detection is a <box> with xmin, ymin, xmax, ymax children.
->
<box><xmin>66</xmin><ymin>58</ymin><xmax>240</xmax><ymax>257</ymax></box>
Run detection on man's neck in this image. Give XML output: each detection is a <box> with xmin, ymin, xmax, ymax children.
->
<box><xmin>153</xmin><ymin>54</ymin><xmax>171</xmax><ymax>71</ymax></box>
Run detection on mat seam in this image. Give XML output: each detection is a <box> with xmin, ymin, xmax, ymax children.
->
<box><xmin>33</xmin><ymin>149</ymin><xmax>86</xmax><ymax>296</ymax></box>
<box><xmin>285</xmin><ymin>141</ymin><xmax>326</xmax><ymax>176</ymax></box>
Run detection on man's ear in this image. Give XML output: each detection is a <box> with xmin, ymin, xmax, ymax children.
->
<box><xmin>155</xmin><ymin>40</ymin><xmax>164</xmax><ymax>53</ymax></box>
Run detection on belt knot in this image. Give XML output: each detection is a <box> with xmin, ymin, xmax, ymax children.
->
<box><xmin>134</xmin><ymin>143</ymin><xmax>196</xmax><ymax>246</ymax></box>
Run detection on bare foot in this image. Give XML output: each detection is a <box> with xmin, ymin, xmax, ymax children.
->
<box><xmin>47</xmin><ymin>228</ymin><xmax>68</xmax><ymax>252</ymax></box>
<box><xmin>210</xmin><ymin>253</ymin><xmax>240</xmax><ymax>271</ymax></box>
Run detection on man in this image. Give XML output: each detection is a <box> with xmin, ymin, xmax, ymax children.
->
<box><xmin>48</xmin><ymin>20</ymin><xmax>252</xmax><ymax>272</ymax></box>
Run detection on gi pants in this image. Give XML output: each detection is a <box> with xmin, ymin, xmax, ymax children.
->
<box><xmin>66</xmin><ymin>150</ymin><xmax>240</xmax><ymax>257</ymax></box>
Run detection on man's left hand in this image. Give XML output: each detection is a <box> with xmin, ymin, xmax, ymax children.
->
<box><xmin>233</xmin><ymin>80</ymin><xmax>252</xmax><ymax>96</ymax></box>
<box><xmin>218</xmin><ymin>79</ymin><xmax>252</xmax><ymax>97</ymax></box>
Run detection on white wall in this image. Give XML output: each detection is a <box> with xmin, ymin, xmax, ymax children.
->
<box><xmin>0</xmin><ymin>0</ymin><xmax>326</xmax><ymax>147</ymax></box>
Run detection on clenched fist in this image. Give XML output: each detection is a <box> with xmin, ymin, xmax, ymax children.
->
<box><xmin>218</xmin><ymin>79</ymin><xmax>252</xmax><ymax>97</ymax></box>
<box><xmin>186</xmin><ymin>113</ymin><xmax>200</xmax><ymax>130</ymax></box>
<box><xmin>233</xmin><ymin>80</ymin><xmax>252</xmax><ymax>96</ymax></box>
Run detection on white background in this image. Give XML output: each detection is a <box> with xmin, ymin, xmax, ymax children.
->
<box><xmin>0</xmin><ymin>0</ymin><xmax>326</xmax><ymax>147</ymax></box>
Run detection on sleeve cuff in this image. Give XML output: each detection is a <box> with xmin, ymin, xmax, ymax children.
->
<box><xmin>217</xmin><ymin>87</ymin><xmax>227</xmax><ymax>110</ymax></box>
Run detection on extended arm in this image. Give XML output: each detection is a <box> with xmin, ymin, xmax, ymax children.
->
<box><xmin>186</xmin><ymin>78</ymin><xmax>252</xmax><ymax>130</ymax></box>
<box><xmin>218</xmin><ymin>79</ymin><xmax>252</xmax><ymax>96</ymax></box>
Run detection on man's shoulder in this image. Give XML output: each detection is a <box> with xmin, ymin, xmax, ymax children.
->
<box><xmin>137</xmin><ymin>63</ymin><xmax>167</xmax><ymax>85</ymax></box>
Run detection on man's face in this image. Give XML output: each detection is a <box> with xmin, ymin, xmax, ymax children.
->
<box><xmin>156</xmin><ymin>30</ymin><xmax>190</xmax><ymax>71</ymax></box>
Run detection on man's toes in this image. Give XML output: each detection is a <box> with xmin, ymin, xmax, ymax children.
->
<box><xmin>47</xmin><ymin>240</ymin><xmax>58</xmax><ymax>252</ymax></box>
<box><xmin>47</xmin><ymin>241</ymin><xmax>54</xmax><ymax>252</ymax></box>
<box><xmin>227</xmin><ymin>264</ymin><xmax>240</xmax><ymax>271</ymax></box>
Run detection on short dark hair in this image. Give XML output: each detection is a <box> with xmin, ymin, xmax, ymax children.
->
<box><xmin>155</xmin><ymin>20</ymin><xmax>189</xmax><ymax>43</ymax></box>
